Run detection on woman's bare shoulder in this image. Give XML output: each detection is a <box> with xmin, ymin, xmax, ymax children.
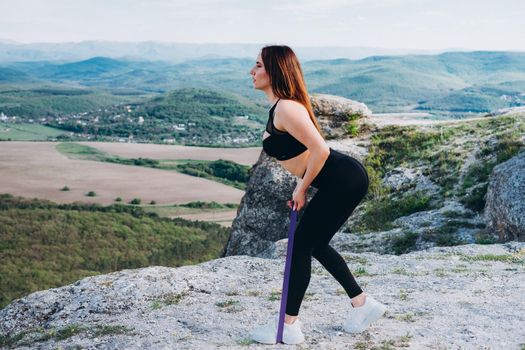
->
<box><xmin>279</xmin><ymin>98</ymin><xmax>304</xmax><ymax>107</ymax></box>
<box><xmin>273</xmin><ymin>99</ymin><xmax>310</xmax><ymax>131</ymax></box>
<box><xmin>276</xmin><ymin>99</ymin><xmax>307</xmax><ymax>114</ymax></box>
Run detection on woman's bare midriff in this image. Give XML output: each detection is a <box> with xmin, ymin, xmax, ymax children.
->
<box><xmin>263</xmin><ymin>130</ymin><xmax>310</xmax><ymax>178</ymax></box>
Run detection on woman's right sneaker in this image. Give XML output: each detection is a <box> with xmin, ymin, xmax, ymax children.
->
<box><xmin>343</xmin><ymin>295</ymin><xmax>387</xmax><ymax>333</ymax></box>
<box><xmin>250</xmin><ymin>314</ymin><xmax>305</xmax><ymax>345</ymax></box>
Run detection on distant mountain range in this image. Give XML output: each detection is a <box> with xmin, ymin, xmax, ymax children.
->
<box><xmin>0</xmin><ymin>40</ymin><xmax>461</xmax><ymax>64</ymax></box>
<box><xmin>1</xmin><ymin>51</ymin><xmax>524</xmax><ymax>115</ymax></box>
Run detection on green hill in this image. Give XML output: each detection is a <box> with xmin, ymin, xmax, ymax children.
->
<box><xmin>38</xmin><ymin>57</ymin><xmax>134</xmax><ymax>81</ymax></box>
<box><xmin>0</xmin><ymin>68</ymin><xmax>35</xmax><ymax>83</ymax></box>
<box><xmin>2</xmin><ymin>51</ymin><xmax>525</xmax><ymax>142</ymax></box>
<box><xmin>0</xmin><ymin>84</ymin><xmax>146</xmax><ymax>118</ymax></box>
<box><xmin>305</xmin><ymin>51</ymin><xmax>525</xmax><ymax>112</ymax></box>
<box><xmin>45</xmin><ymin>87</ymin><xmax>267</xmax><ymax>145</ymax></box>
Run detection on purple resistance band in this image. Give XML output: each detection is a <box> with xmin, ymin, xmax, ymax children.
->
<box><xmin>276</xmin><ymin>201</ymin><xmax>298</xmax><ymax>344</ymax></box>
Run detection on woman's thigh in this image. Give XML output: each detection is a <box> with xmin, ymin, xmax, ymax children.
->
<box><xmin>294</xmin><ymin>149</ymin><xmax>369</xmax><ymax>250</ymax></box>
<box><xmin>294</xmin><ymin>187</ymin><xmax>364</xmax><ymax>251</ymax></box>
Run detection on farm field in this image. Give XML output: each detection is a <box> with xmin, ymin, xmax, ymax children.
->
<box><xmin>78</xmin><ymin>141</ymin><xmax>262</xmax><ymax>165</ymax></box>
<box><xmin>143</xmin><ymin>205</ymin><xmax>239</xmax><ymax>227</ymax></box>
<box><xmin>0</xmin><ymin>142</ymin><xmax>247</xmax><ymax>207</ymax></box>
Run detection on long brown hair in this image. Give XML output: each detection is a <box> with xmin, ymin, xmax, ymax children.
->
<box><xmin>261</xmin><ymin>45</ymin><xmax>325</xmax><ymax>139</ymax></box>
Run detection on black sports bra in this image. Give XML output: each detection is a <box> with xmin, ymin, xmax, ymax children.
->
<box><xmin>262</xmin><ymin>98</ymin><xmax>308</xmax><ymax>161</ymax></box>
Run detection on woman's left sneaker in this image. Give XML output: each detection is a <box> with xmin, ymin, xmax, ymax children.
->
<box><xmin>250</xmin><ymin>314</ymin><xmax>305</xmax><ymax>344</ymax></box>
<box><xmin>343</xmin><ymin>295</ymin><xmax>387</xmax><ymax>333</ymax></box>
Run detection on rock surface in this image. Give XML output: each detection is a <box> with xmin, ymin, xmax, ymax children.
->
<box><xmin>485</xmin><ymin>151</ymin><xmax>525</xmax><ymax>241</ymax></box>
<box><xmin>1</xmin><ymin>243</ymin><xmax>524</xmax><ymax>349</ymax></box>
<box><xmin>383</xmin><ymin>166</ymin><xmax>440</xmax><ymax>193</ymax></box>
<box><xmin>487</xmin><ymin>106</ymin><xmax>525</xmax><ymax>117</ymax></box>
<box><xmin>310</xmin><ymin>93</ymin><xmax>372</xmax><ymax>139</ymax></box>
<box><xmin>311</xmin><ymin>93</ymin><xmax>372</xmax><ymax>119</ymax></box>
<box><xmin>222</xmin><ymin>150</ymin><xmax>313</xmax><ymax>258</ymax></box>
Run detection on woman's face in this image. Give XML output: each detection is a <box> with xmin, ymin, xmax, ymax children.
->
<box><xmin>250</xmin><ymin>53</ymin><xmax>270</xmax><ymax>90</ymax></box>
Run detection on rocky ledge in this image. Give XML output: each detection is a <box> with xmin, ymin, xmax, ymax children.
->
<box><xmin>1</xmin><ymin>242</ymin><xmax>524</xmax><ymax>349</ymax></box>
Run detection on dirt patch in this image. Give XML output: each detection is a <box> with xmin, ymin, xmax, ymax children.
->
<box><xmin>170</xmin><ymin>210</ymin><xmax>238</xmax><ymax>227</ymax></box>
<box><xmin>369</xmin><ymin>114</ymin><xmax>494</xmax><ymax>127</ymax></box>
<box><xmin>0</xmin><ymin>142</ymin><xmax>245</xmax><ymax>205</ymax></box>
<box><xmin>78</xmin><ymin>141</ymin><xmax>262</xmax><ymax>166</ymax></box>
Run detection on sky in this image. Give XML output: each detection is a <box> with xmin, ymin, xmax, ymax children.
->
<box><xmin>1</xmin><ymin>0</ymin><xmax>524</xmax><ymax>51</ymax></box>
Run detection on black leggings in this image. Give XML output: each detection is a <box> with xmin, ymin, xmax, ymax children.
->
<box><xmin>286</xmin><ymin>147</ymin><xmax>369</xmax><ymax>316</ymax></box>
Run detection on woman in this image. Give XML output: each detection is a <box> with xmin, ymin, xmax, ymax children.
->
<box><xmin>248</xmin><ymin>45</ymin><xmax>387</xmax><ymax>345</ymax></box>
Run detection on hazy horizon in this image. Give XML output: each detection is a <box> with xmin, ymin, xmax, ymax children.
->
<box><xmin>3</xmin><ymin>40</ymin><xmax>524</xmax><ymax>55</ymax></box>
<box><xmin>1</xmin><ymin>0</ymin><xmax>524</xmax><ymax>51</ymax></box>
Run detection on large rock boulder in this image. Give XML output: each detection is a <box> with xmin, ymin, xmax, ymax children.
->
<box><xmin>310</xmin><ymin>93</ymin><xmax>372</xmax><ymax>139</ymax></box>
<box><xmin>221</xmin><ymin>151</ymin><xmax>317</xmax><ymax>258</ymax></box>
<box><xmin>485</xmin><ymin>151</ymin><xmax>525</xmax><ymax>241</ymax></box>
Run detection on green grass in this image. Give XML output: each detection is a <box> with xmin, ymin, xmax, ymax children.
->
<box><xmin>427</xmin><ymin>148</ymin><xmax>465</xmax><ymax>195</ymax></box>
<box><xmin>141</xmin><ymin>202</ymin><xmax>238</xmax><ymax>218</ymax></box>
<box><xmin>473</xmin><ymin>229</ymin><xmax>500</xmax><ymax>244</ymax></box>
<box><xmin>351</xmin><ymin>191</ymin><xmax>434</xmax><ymax>232</ymax></box>
<box><xmin>398</xmin><ymin>289</ymin><xmax>409</xmax><ymax>300</ymax></box>
<box><xmin>91</xmin><ymin>324</ymin><xmax>136</xmax><ymax>337</ymax></box>
<box><xmin>348</xmin><ymin>115</ymin><xmax>525</xmax><ymax>247</ymax></box>
<box><xmin>353</xmin><ymin>266</ymin><xmax>369</xmax><ymax>277</ymax></box>
<box><xmin>0</xmin><ymin>122</ymin><xmax>66</xmax><ymax>141</ymax></box>
<box><xmin>366</xmin><ymin>125</ymin><xmax>454</xmax><ymax>171</ymax></box>
<box><xmin>0</xmin><ymin>323</ymin><xmax>135</xmax><ymax>348</ymax></box>
<box><xmin>150</xmin><ymin>292</ymin><xmax>188</xmax><ymax>309</ymax></box>
<box><xmin>355</xmin><ymin>114</ymin><xmax>525</xmax><ymax>239</ymax></box>
<box><xmin>215</xmin><ymin>299</ymin><xmax>240</xmax><ymax>308</ymax></box>
<box><xmin>457</xmin><ymin>121</ymin><xmax>525</xmax><ymax>211</ymax></box>
<box><xmin>422</xmin><ymin>223</ymin><xmax>468</xmax><ymax>246</ymax></box>
<box><xmin>344</xmin><ymin>120</ymin><xmax>360</xmax><ymax>137</ymax></box>
<box><xmin>391</xmin><ymin>231</ymin><xmax>419</xmax><ymax>255</ymax></box>
<box><xmin>459</xmin><ymin>253</ymin><xmax>524</xmax><ymax>264</ymax></box>
<box><xmin>55</xmin><ymin>142</ymin><xmax>108</xmax><ymax>160</ymax></box>
<box><xmin>355</xmin><ymin>123</ymin><xmax>474</xmax><ymax>202</ymax></box>
<box><xmin>268</xmin><ymin>290</ymin><xmax>281</xmax><ymax>301</ymax></box>
<box><xmin>0</xmin><ymin>330</ymin><xmax>28</xmax><ymax>348</ymax></box>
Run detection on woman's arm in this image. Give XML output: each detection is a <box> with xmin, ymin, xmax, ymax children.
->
<box><xmin>298</xmin><ymin>145</ymin><xmax>329</xmax><ymax>192</ymax></box>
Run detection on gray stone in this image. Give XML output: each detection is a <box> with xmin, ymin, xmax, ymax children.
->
<box><xmin>383</xmin><ymin>166</ymin><xmax>440</xmax><ymax>193</ymax></box>
<box><xmin>310</xmin><ymin>93</ymin><xmax>372</xmax><ymax>139</ymax></box>
<box><xmin>485</xmin><ymin>151</ymin><xmax>525</xmax><ymax>241</ymax></box>
<box><xmin>1</xmin><ymin>243</ymin><xmax>524</xmax><ymax>349</ymax></box>
<box><xmin>222</xmin><ymin>151</ymin><xmax>318</xmax><ymax>258</ymax></box>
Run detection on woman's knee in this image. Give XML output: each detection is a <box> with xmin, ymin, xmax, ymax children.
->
<box><xmin>292</xmin><ymin>238</ymin><xmax>316</xmax><ymax>256</ymax></box>
<box><xmin>312</xmin><ymin>244</ymin><xmax>330</xmax><ymax>258</ymax></box>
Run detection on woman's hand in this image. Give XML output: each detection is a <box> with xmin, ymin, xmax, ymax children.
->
<box><xmin>287</xmin><ymin>183</ymin><xmax>307</xmax><ymax>211</ymax></box>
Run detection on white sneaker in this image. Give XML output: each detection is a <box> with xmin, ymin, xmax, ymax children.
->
<box><xmin>343</xmin><ymin>295</ymin><xmax>387</xmax><ymax>333</ymax></box>
<box><xmin>250</xmin><ymin>314</ymin><xmax>305</xmax><ymax>344</ymax></box>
